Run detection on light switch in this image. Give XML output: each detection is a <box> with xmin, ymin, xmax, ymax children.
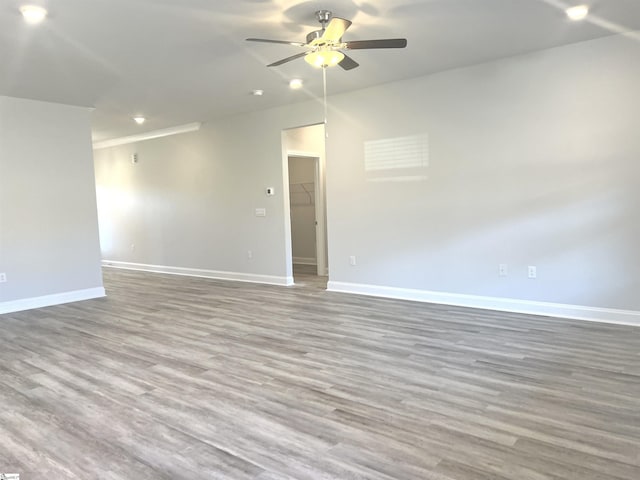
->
<box><xmin>255</xmin><ymin>208</ymin><xmax>266</xmax><ymax>217</ymax></box>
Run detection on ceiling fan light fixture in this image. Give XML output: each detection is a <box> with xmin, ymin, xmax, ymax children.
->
<box><xmin>20</xmin><ymin>5</ymin><xmax>47</xmax><ymax>24</ymax></box>
<box><xmin>566</xmin><ymin>5</ymin><xmax>589</xmax><ymax>21</ymax></box>
<box><xmin>305</xmin><ymin>50</ymin><xmax>344</xmax><ymax>68</ymax></box>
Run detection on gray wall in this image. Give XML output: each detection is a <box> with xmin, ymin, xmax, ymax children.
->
<box><xmin>326</xmin><ymin>33</ymin><xmax>640</xmax><ymax>312</ymax></box>
<box><xmin>94</xmin><ymin>33</ymin><xmax>640</xmax><ymax>319</ymax></box>
<box><xmin>0</xmin><ymin>96</ymin><xmax>104</xmax><ymax>309</ymax></box>
<box><xmin>94</xmin><ymin>106</ymin><xmax>321</xmax><ymax>282</ymax></box>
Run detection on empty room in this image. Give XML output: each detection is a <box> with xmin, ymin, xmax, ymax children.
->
<box><xmin>1</xmin><ymin>1</ymin><xmax>639</xmax><ymax>479</ymax></box>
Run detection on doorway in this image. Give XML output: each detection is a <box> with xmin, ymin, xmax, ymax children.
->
<box><xmin>288</xmin><ymin>155</ymin><xmax>325</xmax><ymax>279</ymax></box>
<box><xmin>282</xmin><ymin>124</ymin><xmax>328</xmax><ymax>286</ymax></box>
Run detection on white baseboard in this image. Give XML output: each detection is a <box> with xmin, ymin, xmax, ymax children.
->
<box><xmin>102</xmin><ymin>260</ymin><xmax>294</xmax><ymax>286</ymax></box>
<box><xmin>0</xmin><ymin>287</ymin><xmax>106</xmax><ymax>315</ymax></box>
<box><xmin>293</xmin><ymin>257</ymin><xmax>317</xmax><ymax>266</ymax></box>
<box><xmin>327</xmin><ymin>281</ymin><xmax>640</xmax><ymax>327</ymax></box>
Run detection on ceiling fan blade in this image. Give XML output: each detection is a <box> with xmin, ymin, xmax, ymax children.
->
<box><xmin>267</xmin><ymin>51</ymin><xmax>308</xmax><ymax>67</ymax></box>
<box><xmin>339</xmin><ymin>54</ymin><xmax>359</xmax><ymax>71</ymax></box>
<box><xmin>345</xmin><ymin>38</ymin><xmax>408</xmax><ymax>50</ymax></box>
<box><xmin>246</xmin><ymin>38</ymin><xmax>306</xmax><ymax>47</ymax></box>
<box><xmin>322</xmin><ymin>17</ymin><xmax>352</xmax><ymax>42</ymax></box>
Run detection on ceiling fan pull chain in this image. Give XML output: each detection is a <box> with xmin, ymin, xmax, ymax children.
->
<box><xmin>323</xmin><ymin>65</ymin><xmax>328</xmax><ymax>135</ymax></box>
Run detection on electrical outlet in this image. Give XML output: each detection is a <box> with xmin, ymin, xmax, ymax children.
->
<box><xmin>349</xmin><ymin>255</ymin><xmax>356</xmax><ymax>266</ymax></box>
<box><xmin>247</xmin><ymin>250</ymin><xmax>253</xmax><ymax>259</ymax></box>
<box><xmin>499</xmin><ymin>264</ymin><xmax>508</xmax><ymax>277</ymax></box>
<box><xmin>0</xmin><ymin>272</ymin><xmax>6</xmax><ymax>283</ymax></box>
<box><xmin>528</xmin><ymin>266</ymin><xmax>537</xmax><ymax>279</ymax></box>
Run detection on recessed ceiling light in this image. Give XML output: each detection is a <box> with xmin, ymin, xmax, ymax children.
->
<box><xmin>289</xmin><ymin>78</ymin><xmax>303</xmax><ymax>89</ymax></box>
<box><xmin>20</xmin><ymin>5</ymin><xmax>47</xmax><ymax>24</ymax></box>
<box><xmin>251</xmin><ymin>89</ymin><xmax>264</xmax><ymax>96</ymax></box>
<box><xmin>566</xmin><ymin>5</ymin><xmax>589</xmax><ymax>21</ymax></box>
<box><xmin>133</xmin><ymin>116</ymin><xmax>146</xmax><ymax>125</ymax></box>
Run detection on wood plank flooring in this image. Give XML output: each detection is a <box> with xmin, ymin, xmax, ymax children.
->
<box><xmin>1</xmin><ymin>267</ymin><xmax>639</xmax><ymax>479</ymax></box>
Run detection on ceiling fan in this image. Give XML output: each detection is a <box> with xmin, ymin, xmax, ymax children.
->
<box><xmin>246</xmin><ymin>10</ymin><xmax>407</xmax><ymax>70</ymax></box>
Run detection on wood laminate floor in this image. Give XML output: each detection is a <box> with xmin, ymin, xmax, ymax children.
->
<box><xmin>293</xmin><ymin>263</ymin><xmax>327</xmax><ymax>290</ymax></box>
<box><xmin>1</xmin><ymin>268</ymin><xmax>639</xmax><ymax>479</ymax></box>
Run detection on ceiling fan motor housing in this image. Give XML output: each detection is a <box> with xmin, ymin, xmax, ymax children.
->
<box><xmin>306</xmin><ymin>30</ymin><xmax>324</xmax><ymax>44</ymax></box>
<box><xmin>308</xmin><ymin>10</ymin><xmax>333</xmax><ymax>44</ymax></box>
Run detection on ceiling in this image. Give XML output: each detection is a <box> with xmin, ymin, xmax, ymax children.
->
<box><xmin>2</xmin><ymin>0</ymin><xmax>639</xmax><ymax>142</ymax></box>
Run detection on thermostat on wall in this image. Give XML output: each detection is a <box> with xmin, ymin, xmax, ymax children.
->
<box><xmin>266</xmin><ymin>187</ymin><xmax>275</xmax><ymax>196</ymax></box>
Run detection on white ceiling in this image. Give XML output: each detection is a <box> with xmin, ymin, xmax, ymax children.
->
<box><xmin>2</xmin><ymin>0</ymin><xmax>639</xmax><ymax>142</ymax></box>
